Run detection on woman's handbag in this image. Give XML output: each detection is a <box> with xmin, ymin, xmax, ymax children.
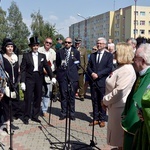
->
<box><xmin>4</xmin><ymin>71</ymin><xmax>17</xmax><ymax>99</ymax></box>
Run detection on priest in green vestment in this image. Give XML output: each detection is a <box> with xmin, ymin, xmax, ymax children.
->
<box><xmin>121</xmin><ymin>43</ymin><xmax>150</xmax><ymax>150</ymax></box>
<box><xmin>132</xmin><ymin>85</ymin><xmax>150</xmax><ymax>150</ymax></box>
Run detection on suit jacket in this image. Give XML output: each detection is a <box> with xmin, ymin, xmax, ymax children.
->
<box><xmin>20</xmin><ymin>51</ymin><xmax>53</xmax><ymax>83</ymax></box>
<box><xmin>103</xmin><ymin>64</ymin><xmax>136</xmax><ymax>107</ymax></box>
<box><xmin>78</xmin><ymin>47</ymin><xmax>88</xmax><ymax>74</ymax></box>
<box><xmin>87</xmin><ymin>49</ymin><xmax>113</xmax><ymax>88</ymax></box>
<box><xmin>102</xmin><ymin>64</ymin><xmax>136</xmax><ymax>147</ymax></box>
<box><xmin>56</xmin><ymin>47</ymin><xmax>80</xmax><ymax>82</ymax></box>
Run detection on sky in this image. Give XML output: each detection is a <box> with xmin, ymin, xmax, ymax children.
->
<box><xmin>0</xmin><ymin>0</ymin><xmax>150</xmax><ymax>38</ymax></box>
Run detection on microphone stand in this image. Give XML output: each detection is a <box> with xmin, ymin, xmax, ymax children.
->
<box><xmin>48</xmin><ymin>81</ymin><xmax>54</xmax><ymax>127</ymax></box>
<box><xmin>0</xmin><ymin>142</ymin><xmax>5</xmax><ymax>150</ymax></box>
<box><xmin>73</xmin><ymin>58</ymin><xmax>101</xmax><ymax>150</ymax></box>
<box><xmin>50</xmin><ymin>64</ymin><xmax>74</xmax><ymax>150</ymax></box>
<box><xmin>63</xmin><ymin>75</ymin><xmax>72</xmax><ymax>150</ymax></box>
<box><xmin>0</xmin><ymin>63</ymin><xmax>18</xmax><ymax>150</ymax></box>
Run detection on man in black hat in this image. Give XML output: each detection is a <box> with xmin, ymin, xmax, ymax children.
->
<box><xmin>20</xmin><ymin>36</ymin><xmax>56</xmax><ymax>124</ymax></box>
<box><xmin>74</xmin><ymin>37</ymin><xmax>88</xmax><ymax>101</ymax></box>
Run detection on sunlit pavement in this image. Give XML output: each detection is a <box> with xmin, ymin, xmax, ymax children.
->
<box><xmin>0</xmin><ymin>92</ymin><xmax>115</xmax><ymax>150</ymax></box>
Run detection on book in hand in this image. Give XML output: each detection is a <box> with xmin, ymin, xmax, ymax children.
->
<box><xmin>47</xmin><ymin>60</ymin><xmax>52</xmax><ymax>67</ymax></box>
<box><xmin>44</xmin><ymin>60</ymin><xmax>52</xmax><ymax>75</ymax></box>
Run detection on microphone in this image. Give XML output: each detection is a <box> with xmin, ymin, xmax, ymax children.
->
<box><xmin>61</xmin><ymin>60</ymin><xmax>67</xmax><ymax>70</ymax></box>
<box><xmin>71</xmin><ymin>51</ymin><xmax>80</xmax><ymax>65</ymax></box>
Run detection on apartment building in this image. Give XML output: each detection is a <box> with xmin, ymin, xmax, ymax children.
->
<box><xmin>69</xmin><ymin>5</ymin><xmax>150</xmax><ymax>49</ymax></box>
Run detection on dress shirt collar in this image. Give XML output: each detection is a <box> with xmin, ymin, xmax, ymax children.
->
<box><xmin>65</xmin><ymin>47</ymin><xmax>71</xmax><ymax>52</ymax></box>
<box><xmin>139</xmin><ymin>66</ymin><xmax>150</xmax><ymax>76</ymax></box>
<box><xmin>32</xmin><ymin>52</ymin><xmax>38</xmax><ymax>56</ymax></box>
<box><xmin>97</xmin><ymin>49</ymin><xmax>105</xmax><ymax>54</ymax></box>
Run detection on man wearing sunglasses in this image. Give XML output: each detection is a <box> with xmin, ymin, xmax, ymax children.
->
<box><xmin>56</xmin><ymin>37</ymin><xmax>80</xmax><ymax>120</ymax></box>
<box><xmin>38</xmin><ymin>37</ymin><xmax>56</xmax><ymax>118</ymax></box>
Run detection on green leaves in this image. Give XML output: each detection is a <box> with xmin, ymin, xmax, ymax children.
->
<box><xmin>30</xmin><ymin>10</ymin><xmax>57</xmax><ymax>45</ymax></box>
<box><xmin>0</xmin><ymin>2</ymin><xmax>64</xmax><ymax>53</ymax></box>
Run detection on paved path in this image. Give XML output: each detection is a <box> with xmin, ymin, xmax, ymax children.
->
<box><xmin>0</xmin><ymin>93</ymin><xmax>115</xmax><ymax>150</ymax></box>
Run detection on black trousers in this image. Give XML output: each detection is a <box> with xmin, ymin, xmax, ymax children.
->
<box><xmin>90</xmin><ymin>85</ymin><xmax>106</xmax><ymax>121</ymax></box>
<box><xmin>0</xmin><ymin>95</ymin><xmax>24</xmax><ymax>122</ymax></box>
<box><xmin>24</xmin><ymin>72</ymin><xmax>43</xmax><ymax>119</ymax></box>
<box><xmin>58</xmin><ymin>78</ymin><xmax>78</xmax><ymax>117</ymax></box>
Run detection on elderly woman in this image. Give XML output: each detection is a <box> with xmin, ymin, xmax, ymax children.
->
<box><xmin>102</xmin><ymin>42</ymin><xmax>136</xmax><ymax>150</ymax></box>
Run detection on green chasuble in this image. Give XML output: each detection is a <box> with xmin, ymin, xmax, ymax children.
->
<box><xmin>132</xmin><ymin>86</ymin><xmax>150</xmax><ymax>150</ymax></box>
<box><xmin>121</xmin><ymin>68</ymin><xmax>150</xmax><ymax>150</ymax></box>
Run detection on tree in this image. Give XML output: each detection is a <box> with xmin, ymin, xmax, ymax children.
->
<box><xmin>30</xmin><ymin>10</ymin><xmax>44</xmax><ymax>38</ymax></box>
<box><xmin>30</xmin><ymin>10</ymin><xmax>57</xmax><ymax>45</ymax></box>
<box><xmin>0</xmin><ymin>7</ymin><xmax>8</xmax><ymax>46</ymax></box>
<box><xmin>42</xmin><ymin>22</ymin><xmax>57</xmax><ymax>41</ymax></box>
<box><xmin>7</xmin><ymin>1</ymin><xmax>30</xmax><ymax>54</ymax></box>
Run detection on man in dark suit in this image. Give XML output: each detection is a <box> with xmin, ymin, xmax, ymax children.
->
<box><xmin>87</xmin><ymin>37</ymin><xmax>113</xmax><ymax>127</ymax></box>
<box><xmin>56</xmin><ymin>37</ymin><xmax>80</xmax><ymax>120</ymax></box>
<box><xmin>20</xmin><ymin>36</ymin><xmax>55</xmax><ymax>124</ymax></box>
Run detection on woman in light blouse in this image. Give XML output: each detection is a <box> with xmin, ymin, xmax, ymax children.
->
<box><xmin>102</xmin><ymin>42</ymin><xmax>136</xmax><ymax>150</ymax></box>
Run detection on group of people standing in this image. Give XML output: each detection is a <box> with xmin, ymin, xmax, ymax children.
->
<box><xmin>0</xmin><ymin>35</ymin><xmax>150</xmax><ymax>150</ymax></box>
<box><xmin>101</xmin><ymin>38</ymin><xmax>150</xmax><ymax>150</ymax></box>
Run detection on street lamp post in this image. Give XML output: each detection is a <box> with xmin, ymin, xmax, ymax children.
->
<box><xmin>77</xmin><ymin>13</ymin><xmax>87</xmax><ymax>48</ymax></box>
<box><xmin>57</xmin><ymin>28</ymin><xmax>64</xmax><ymax>33</ymax></box>
<box><xmin>134</xmin><ymin>0</ymin><xmax>137</xmax><ymax>39</ymax></box>
<box><xmin>77</xmin><ymin>13</ymin><xmax>86</xmax><ymax>20</ymax></box>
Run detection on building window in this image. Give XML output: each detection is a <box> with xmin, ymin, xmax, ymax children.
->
<box><xmin>133</xmin><ymin>29</ymin><xmax>138</xmax><ymax>34</ymax></box>
<box><xmin>134</xmin><ymin>20</ymin><xmax>138</xmax><ymax>25</ymax></box>
<box><xmin>149</xmin><ymin>21</ymin><xmax>150</xmax><ymax>26</ymax></box>
<box><xmin>115</xmin><ymin>31</ymin><xmax>119</xmax><ymax>36</ymax></box>
<box><xmin>140</xmin><ymin>21</ymin><xmax>145</xmax><ymax>25</ymax></box>
<box><xmin>116</xmin><ymin>14</ymin><xmax>119</xmax><ymax>19</ymax></box>
<box><xmin>134</xmin><ymin>11</ymin><xmax>138</xmax><ymax>16</ymax></box>
<box><xmin>148</xmin><ymin>30</ymin><xmax>150</xmax><ymax>35</ymax></box>
<box><xmin>115</xmin><ymin>24</ymin><xmax>119</xmax><ymax>28</ymax></box>
<box><xmin>140</xmin><ymin>11</ymin><xmax>145</xmax><ymax>16</ymax></box>
<box><xmin>140</xmin><ymin>30</ymin><xmax>145</xmax><ymax>34</ymax></box>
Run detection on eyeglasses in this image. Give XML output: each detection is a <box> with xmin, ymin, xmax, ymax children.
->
<box><xmin>97</xmin><ymin>43</ymin><xmax>105</xmax><ymax>45</ymax></box>
<box><xmin>92</xmin><ymin>48</ymin><xmax>97</xmax><ymax>51</ymax></box>
<box><xmin>65</xmin><ymin>41</ymin><xmax>71</xmax><ymax>44</ymax></box>
<box><xmin>45</xmin><ymin>41</ymin><xmax>52</xmax><ymax>45</ymax></box>
<box><xmin>133</xmin><ymin>56</ymin><xmax>143</xmax><ymax>61</ymax></box>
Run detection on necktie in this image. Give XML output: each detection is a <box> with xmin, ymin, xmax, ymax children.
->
<box><xmin>66</xmin><ymin>50</ymin><xmax>70</xmax><ymax>64</ymax></box>
<box><xmin>96</xmin><ymin>52</ymin><xmax>101</xmax><ymax>63</ymax></box>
